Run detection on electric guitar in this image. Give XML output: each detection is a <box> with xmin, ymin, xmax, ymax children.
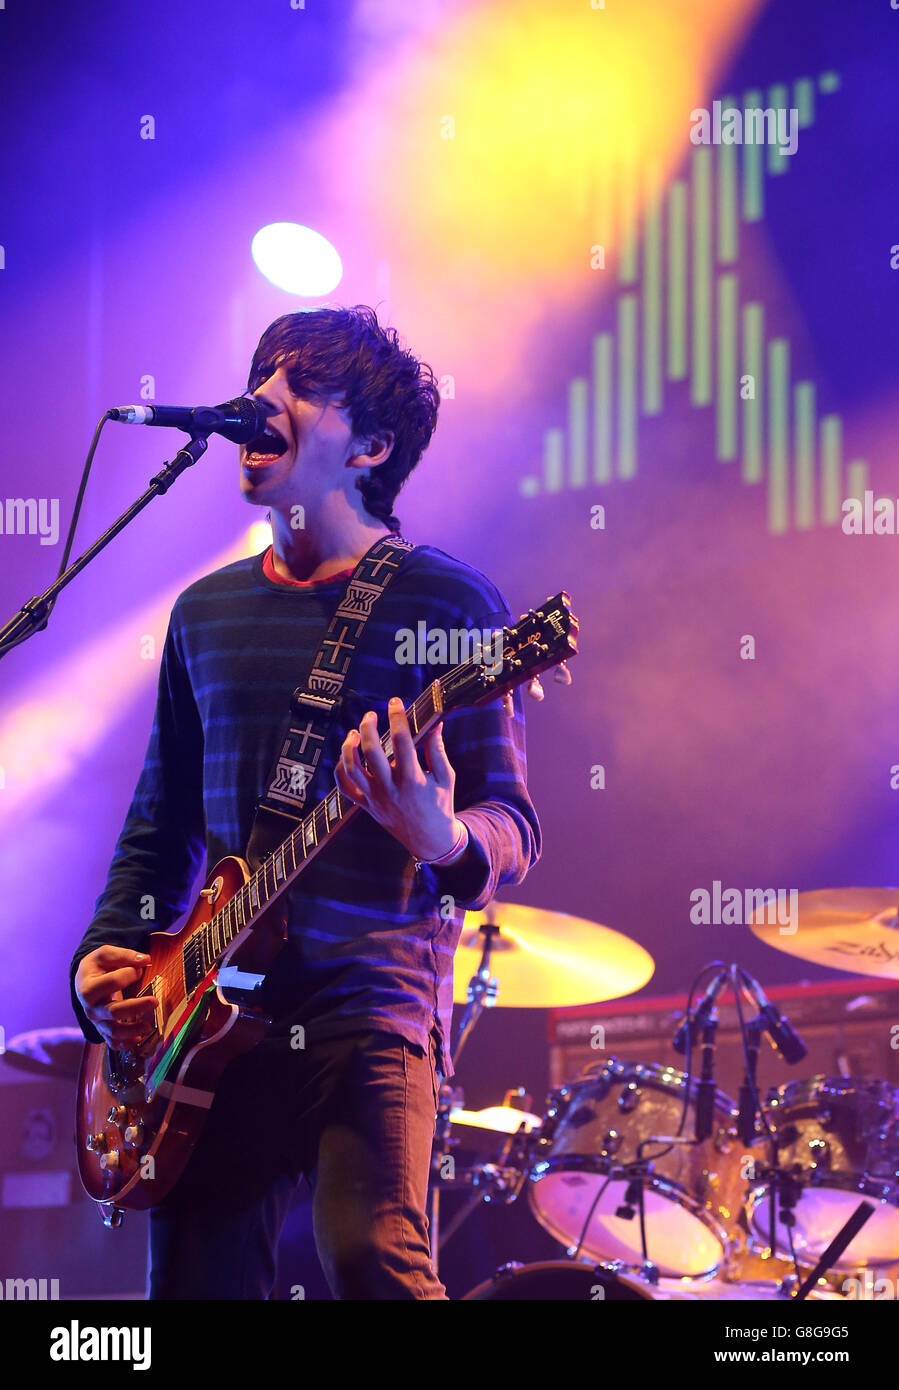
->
<box><xmin>76</xmin><ymin>592</ymin><xmax>578</xmax><ymax>1223</ymax></box>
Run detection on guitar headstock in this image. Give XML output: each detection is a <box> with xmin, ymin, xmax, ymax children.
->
<box><xmin>440</xmin><ymin>591</ymin><xmax>578</xmax><ymax>712</ymax></box>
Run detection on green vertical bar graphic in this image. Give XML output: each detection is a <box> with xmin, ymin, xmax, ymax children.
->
<box><xmin>667</xmin><ymin>181</ymin><xmax>687</xmax><ymax>380</ymax></box>
<box><xmin>794</xmin><ymin>381</ymin><xmax>816</xmax><ymax>529</ymax></box>
<box><xmin>821</xmin><ymin>415</ymin><xmax>842</xmax><ymax>523</ymax></box>
<box><xmin>691</xmin><ymin>147</ymin><xmax>712</xmax><ymax>406</ymax></box>
<box><xmin>847</xmin><ymin>461</ymin><xmax>867</xmax><ymax>505</ymax></box>
<box><xmin>742</xmin><ymin>89</ymin><xmax>764</xmax><ymax>222</ymax></box>
<box><xmin>717</xmin><ymin>96</ymin><xmax>739</xmax><ymax>263</ymax></box>
<box><xmin>741</xmin><ymin>303</ymin><xmax>763</xmax><ymax>482</ymax></box>
<box><xmin>768</xmin><ymin>338</ymin><xmax>789</xmax><ymax>532</ymax></box>
<box><xmin>568</xmin><ymin>377</ymin><xmax>588</xmax><ymax>487</ymax></box>
<box><xmin>794</xmin><ymin>78</ymin><xmax>814</xmax><ymax>127</ymax></box>
<box><xmin>642</xmin><ymin>178</ymin><xmax>662</xmax><ymax>415</ymax></box>
<box><xmin>593</xmin><ymin>333</ymin><xmax>613</xmax><ymax>483</ymax></box>
<box><xmin>619</xmin><ymin>155</ymin><xmax>638</xmax><ymax>285</ymax></box>
<box><xmin>618</xmin><ymin>295</ymin><xmax>637</xmax><ymax>479</ymax></box>
<box><xmin>543</xmin><ymin>428</ymin><xmax>564</xmax><ymax>493</ymax></box>
<box><xmin>767</xmin><ymin>84</ymin><xmax>790</xmax><ymax>175</ymax></box>
<box><xmin>716</xmin><ymin>275</ymin><xmax>738</xmax><ymax>461</ymax></box>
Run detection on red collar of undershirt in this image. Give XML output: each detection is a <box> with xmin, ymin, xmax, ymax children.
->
<box><xmin>261</xmin><ymin>546</ymin><xmax>355</xmax><ymax>588</ymax></box>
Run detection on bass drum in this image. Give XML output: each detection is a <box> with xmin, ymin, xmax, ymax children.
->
<box><xmin>461</xmin><ymin>1260</ymin><xmax>660</xmax><ymax>1301</ymax></box>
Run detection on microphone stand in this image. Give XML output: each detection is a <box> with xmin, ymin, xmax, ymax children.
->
<box><xmin>737</xmin><ymin>1017</ymin><xmax>762</xmax><ymax>1146</ymax></box>
<box><xmin>0</xmin><ymin>434</ymin><xmax>209</xmax><ymax>660</ymax></box>
<box><xmin>695</xmin><ymin>1010</ymin><xmax>719</xmax><ymax>1143</ymax></box>
<box><xmin>429</xmin><ymin>918</ymin><xmax>500</xmax><ymax>1275</ymax></box>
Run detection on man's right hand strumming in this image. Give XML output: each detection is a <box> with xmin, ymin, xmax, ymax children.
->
<box><xmin>74</xmin><ymin>945</ymin><xmax>158</xmax><ymax>1050</ymax></box>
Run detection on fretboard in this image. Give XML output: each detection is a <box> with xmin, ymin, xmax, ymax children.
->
<box><xmin>182</xmin><ymin>675</ymin><xmax>447</xmax><ymax>987</ymax></box>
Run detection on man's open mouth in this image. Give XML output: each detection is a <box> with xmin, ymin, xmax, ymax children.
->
<box><xmin>243</xmin><ymin>424</ymin><xmax>289</xmax><ymax>465</ymax></box>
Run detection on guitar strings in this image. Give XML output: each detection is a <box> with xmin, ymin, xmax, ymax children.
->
<box><xmin>124</xmin><ymin>650</ymin><xmax>492</xmax><ymax>1010</ymax></box>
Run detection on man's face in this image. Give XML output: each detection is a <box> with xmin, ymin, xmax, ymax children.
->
<box><xmin>239</xmin><ymin>364</ymin><xmax>359</xmax><ymax>510</ymax></box>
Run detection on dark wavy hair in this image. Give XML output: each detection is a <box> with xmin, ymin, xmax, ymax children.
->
<box><xmin>247</xmin><ymin>306</ymin><xmax>441</xmax><ymax>530</ymax></box>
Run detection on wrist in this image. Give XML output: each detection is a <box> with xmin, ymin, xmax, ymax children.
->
<box><xmin>414</xmin><ymin>818</ymin><xmax>468</xmax><ymax>869</ymax></box>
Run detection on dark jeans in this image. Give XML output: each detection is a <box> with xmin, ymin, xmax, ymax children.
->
<box><xmin>148</xmin><ymin>1028</ymin><xmax>447</xmax><ymax>1300</ymax></box>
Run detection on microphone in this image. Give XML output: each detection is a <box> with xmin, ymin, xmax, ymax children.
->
<box><xmin>107</xmin><ymin>395</ymin><xmax>277</xmax><ymax>444</ymax></box>
<box><xmin>672</xmin><ymin>967</ymin><xmax>729</xmax><ymax>1054</ymax></box>
<box><xmin>738</xmin><ymin>968</ymin><xmax>808</xmax><ymax>1064</ymax></box>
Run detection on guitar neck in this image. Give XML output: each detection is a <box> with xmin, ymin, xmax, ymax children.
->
<box><xmin>173</xmin><ymin>589</ymin><xmax>577</xmax><ymax>990</ymax></box>
<box><xmin>205</xmin><ymin>677</ymin><xmax>447</xmax><ymax>957</ymax></box>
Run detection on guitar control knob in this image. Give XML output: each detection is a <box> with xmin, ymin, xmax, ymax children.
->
<box><xmin>85</xmin><ymin>1133</ymin><xmax>107</xmax><ymax>1153</ymax></box>
<box><xmin>107</xmin><ymin>1106</ymin><xmax>127</xmax><ymax>1125</ymax></box>
<box><xmin>123</xmin><ymin>1124</ymin><xmax>143</xmax><ymax>1148</ymax></box>
<box><xmin>99</xmin><ymin>1149</ymin><xmax>120</xmax><ymax>1171</ymax></box>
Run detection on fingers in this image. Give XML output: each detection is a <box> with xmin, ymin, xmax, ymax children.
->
<box><xmin>358</xmin><ymin>709</ymin><xmax>392</xmax><ymax>788</ymax></box>
<box><xmin>88</xmin><ymin>996</ymin><xmax>158</xmax><ymax>1049</ymax></box>
<box><xmin>106</xmin><ymin>997</ymin><xmax>159</xmax><ymax>1024</ymax></box>
<box><xmin>98</xmin><ymin>1024</ymin><xmax>150</xmax><ymax>1049</ymax></box>
<box><xmin>93</xmin><ymin>946</ymin><xmax>151</xmax><ymax>970</ymax></box>
<box><xmin>423</xmin><ymin>721</ymin><xmax>455</xmax><ymax>791</ymax></box>
<box><xmin>336</xmin><ymin>730</ymin><xmax>369</xmax><ymax>804</ymax></box>
<box><xmin>338</xmin><ymin>700</ymin><xmax>428</xmax><ymax>804</ymax></box>
<box><xmin>82</xmin><ymin>964</ymin><xmax>148</xmax><ymax>1002</ymax></box>
<box><xmin>387</xmin><ymin>697</ymin><xmax>421</xmax><ymax>783</ymax></box>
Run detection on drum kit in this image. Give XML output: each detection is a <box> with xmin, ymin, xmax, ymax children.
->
<box><xmin>435</xmin><ymin>890</ymin><xmax>899</xmax><ymax>1301</ymax></box>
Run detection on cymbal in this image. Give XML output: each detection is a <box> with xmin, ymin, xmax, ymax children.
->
<box><xmin>449</xmin><ymin>1105</ymin><xmax>542</xmax><ymax>1134</ymax></box>
<box><xmin>748</xmin><ymin>887</ymin><xmax>899</xmax><ymax>979</ymax></box>
<box><xmin>453</xmin><ymin>901</ymin><xmax>654</xmax><ymax>1007</ymax></box>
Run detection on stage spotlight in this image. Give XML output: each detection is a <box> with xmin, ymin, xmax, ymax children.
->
<box><xmin>251</xmin><ymin>222</ymin><xmax>343</xmax><ymax>296</ymax></box>
<box><xmin>247</xmin><ymin>517</ymin><xmax>274</xmax><ymax>553</ymax></box>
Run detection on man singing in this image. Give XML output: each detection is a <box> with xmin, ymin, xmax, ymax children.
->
<box><xmin>71</xmin><ymin>306</ymin><xmax>541</xmax><ymax>1299</ymax></box>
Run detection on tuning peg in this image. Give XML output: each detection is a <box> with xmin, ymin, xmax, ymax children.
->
<box><xmin>554</xmin><ymin>662</ymin><xmax>572</xmax><ymax>685</ymax></box>
<box><xmin>501</xmin><ymin>693</ymin><xmax>514</xmax><ymax>716</ymax></box>
<box><xmin>526</xmin><ymin>676</ymin><xmax>544</xmax><ymax>701</ymax></box>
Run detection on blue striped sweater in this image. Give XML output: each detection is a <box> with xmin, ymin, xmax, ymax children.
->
<box><xmin>69</xmin><ymin>543</ymin><xmax>542</xmax><ymax>1077</ymax></box>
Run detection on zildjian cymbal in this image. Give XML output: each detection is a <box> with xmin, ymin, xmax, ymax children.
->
<box><xmin>748</xmin><ymin>887</ymin><xmax>899</xmax><ymax>979</ymax></box>
<box><xmin>453</xmin><ymin>901</ymin><xmax>655</xmax><ymax>1007</ymax></box>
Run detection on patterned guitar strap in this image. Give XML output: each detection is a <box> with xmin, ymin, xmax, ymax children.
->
<box><xmin>245</xmin><ymin>533</ymin><xmax>416</xmax><ymax>872</ymax></box>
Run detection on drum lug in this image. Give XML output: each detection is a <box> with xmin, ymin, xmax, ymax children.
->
<box><xmin>697</xmin><ymin>1169</ymin><xmax>720</xmax><ymax>1200</ymax></box>
<box><xmin>618</xmin><ymin>1082</ymin><xmax>641</xmax><ymax>1113</ymax></box>
<box><xmin>601</xmin><ymin>1129</ymin><xmax>622</xmax><ymax>1158</ymax></box>
<box><xmin>714</xmin><ymin>1128</ymin><xmax>734</xmax><ymax>1154</ymax></box>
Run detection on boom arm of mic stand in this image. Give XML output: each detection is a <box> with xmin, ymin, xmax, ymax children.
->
<box><xmin>0</xmin><ymin>434</ymin><xmax>209</xmax><ymax>661</ymax></box>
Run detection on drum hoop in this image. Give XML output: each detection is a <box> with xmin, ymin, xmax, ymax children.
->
<box><xmin>528</xmin><ymin>1158</ymin><xmax>731</xmax><ymax>1278</ymax></box>
<box><xmin>461</xmin><ymin>1259</ymin><xmax>661</xmax><ymax>1301</ymax></box>
<box><xmin>770</xmin><ymin>1074</ymin><xmax>899</xmax><ymax>1112</ymax></box>
<box><xmin>572</xmin><ymin>1057</ymin><xmax>737</xmax><ymax>1115</ymax></box>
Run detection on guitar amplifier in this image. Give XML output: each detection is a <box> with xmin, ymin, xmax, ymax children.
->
<box><xmin>547</xmin><ymin>977</ymin><xmax>899</xmax><ymax>1099</ymax></box>
<box><xmin>0</xmin><ymin>1067</ymin><xmax>148</xmax><ymax>1299</ymax></box>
